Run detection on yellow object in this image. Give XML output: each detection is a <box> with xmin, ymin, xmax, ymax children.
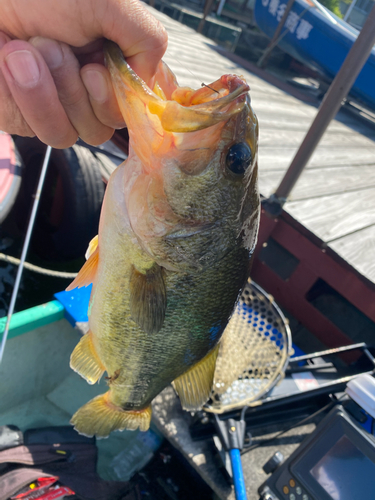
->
<box><xmin>70</xmin><ymin>331</ymin><xmax>105</xmax><ymax>384</ymax></box>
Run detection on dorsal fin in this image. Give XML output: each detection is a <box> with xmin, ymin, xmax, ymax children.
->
<box><xmin>172</xmin><ymin>344</ymin><xmax>220</xmax><ymax>411</ymax></box>
<box><xmin>66</xmin><ymin>247</ymin><xmax>99</xmax><ymax>291</ymax></box>
<box><xmin>85</xmin><ymin>235</ymin><xmax>98</xmax><ymax>260</ymax></box>
<box><xmin>129</xmin><ymin>263</ymin><xmax>167</xmax><ymax>334</ymax></box>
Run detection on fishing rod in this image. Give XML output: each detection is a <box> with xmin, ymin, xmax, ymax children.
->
<box><xmin>0</xmin><ymin>145</ymin><xmax>52</xmax><ymax>365</ymax></box>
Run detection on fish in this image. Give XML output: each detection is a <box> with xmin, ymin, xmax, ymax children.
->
<box><xmin>67</xmin><ymin>41</ymin><xmax>260</xmax><ymax>438</ymax></box>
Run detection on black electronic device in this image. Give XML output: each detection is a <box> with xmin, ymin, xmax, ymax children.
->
<box><xmin>258</xmin><ymin>405</ymin><xmax>375</xmax><ymax>500</ymax></box>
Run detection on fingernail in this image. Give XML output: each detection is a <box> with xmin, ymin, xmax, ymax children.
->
<box><xmin>31</xmin><ymin>37</ymin><xmax>64</xmax><ymax>70</ymax></box>
<box><xmin>5</xmin><ymin>50</ymin><xmax>40</xmax><ymax>88</ymax></box>
<box><xmin>82</xmin><ymin>70</ymin><xmax>109</xmax><ymax>103</ymax></box>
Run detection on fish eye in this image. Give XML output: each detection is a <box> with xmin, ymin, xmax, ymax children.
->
<box><xmin>226</xmin><ymin>143</ymin><xmax>252</xmax><ymax>175</ymax></box>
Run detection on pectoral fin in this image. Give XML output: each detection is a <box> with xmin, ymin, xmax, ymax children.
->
<box><xmin>129</xmin><ymin>263</ymin><xmax>167</xmax><ymax>334</ymax></box>
<box><xmin>173</xmin><ymin>344</ymin><xmax>220</xmax><ymax>411</ymax></box>
<box><xmin>70</xmin><ymin>331</ymin><xmax>105</xmax><ymax>384</ymax></box>
<box><xmin>66</xmin><ymin>247</ymin><xmax>99</xmax><ymax>291</ymax></box>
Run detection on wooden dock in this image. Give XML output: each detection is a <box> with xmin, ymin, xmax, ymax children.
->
<box><xmin>147</xmin><ymin>5</ymin><xmax>375</xmax><ymax>285</ymax></box>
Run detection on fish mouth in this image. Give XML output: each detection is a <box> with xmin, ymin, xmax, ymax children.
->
<box><xmin>105</xmin><ymin>41</ymin><xmax>250</xmax><ymax>135</ymax></box>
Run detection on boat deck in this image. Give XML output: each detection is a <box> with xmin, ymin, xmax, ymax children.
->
<box><xmin>147</xmin><ymin>5</ymin><xmax>375</xmax><ymax>285</ymax></box>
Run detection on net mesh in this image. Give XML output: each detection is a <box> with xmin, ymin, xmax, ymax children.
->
<box><xmin>205</xmin><ymin>279</ymin><xmax>292</xmax><ymax>413</ymax></box>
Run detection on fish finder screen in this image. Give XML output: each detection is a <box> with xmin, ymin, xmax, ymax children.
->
<box><xmin>310</xmin><ymin>435</ymin><xmax>375</xmax><ymax>499</ymax></box>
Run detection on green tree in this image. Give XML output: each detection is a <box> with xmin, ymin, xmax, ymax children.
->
<box><xmin>319</xmin><ymin>0</ymin><xmax>343</xmax><ymax>17</ymax></box>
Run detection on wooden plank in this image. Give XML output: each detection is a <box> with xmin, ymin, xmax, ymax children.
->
<box><xmin>259</xmin><ymin>147</ymin><xmax>375</xmax><ymax>171</ymax></box>
<box><xmin>254</xmin><ymin>104</ymin><xmax>316</xmax><ymax>123</ymax></box>
<box><xmin>257</xmin><ymin>111</ymin><xmax>375</xmax><ymax>134</ymax></box>
<box><xmin>261</xmin><ymin>166</ymin><xmax>375</xmax><ymax>201</ymax></box>
<box><xmin>334</xmin><ymin>113</ymin><xmax>375</xmax><ymax>139</ymax></box>
<box><xmin>259</xmin><ymin>172</ymin><xmax>284</xmax><ymax>198</ymax></box>
<box><xmin>286</xmin><ymin>188</ymin><xmax>375</xmax><ymax>242</ymax></box>
<box><xmin>256</xmin><ymin>113</ymin><xmax>316</xmax><ymax>129</ymax></box>
<box><xmin>329</xmin><ymin>224</ymin><xmax>375</xmax><ymax>283</ymax></box>
<box><xmin>259</xmin><ymin>128</ymin><xmax>374</xmax><ymax>148</ymax></box>
<box><xmin>248</xmin><ymin>78</ymin><xmax>317</xmax><ymax>97</ymax></box>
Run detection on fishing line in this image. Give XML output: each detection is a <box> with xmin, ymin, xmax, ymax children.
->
<box><xmin>170</xmin><ymin>55</ymin><xmax>219</xmax><ymax>93</ymax></box>
<box><xmin>0</xmin><ymin>145</ymin><xmax>52</xmax><ymax>365</ymax></box>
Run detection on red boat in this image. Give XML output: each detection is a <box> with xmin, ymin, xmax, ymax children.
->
<box><xmin>0</xmin><ymin>132</ymin><xmax>22</xmax><ymax>225</ymax></box>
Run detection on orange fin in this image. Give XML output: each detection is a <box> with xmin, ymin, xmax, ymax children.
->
<box><xmin>70</xmin><ymin>331</ymin><xmax>105</xmax><ymax>384</ymax></box>
<box><xmin>129</xmin><ymin>263</ymin><xmax>166</xmax><ymax>334</ymax></box>
<box><xmin>173</xmin><ymin>344</ymin><xmax>219</xmax><ymax>411</ymax></box>
<box><xmin>71</xmin><ymin>392</ymin><xmax>152</xmax><ymax>438</ymax></box>
<box><xmin>66</xmin><ymin>248</ymin><xmax>98</xmax><ymax>291</ymax></box>
<box><xmin>85</xmin><ymin>235</ymin><xmax>98</xmax><ymax>260</ymax></box>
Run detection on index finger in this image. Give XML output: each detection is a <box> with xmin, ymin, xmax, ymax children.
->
<box><xmin>102</xmin><ymin>1</ymin><xmax>168</xmax><ymax>83</ymax></box>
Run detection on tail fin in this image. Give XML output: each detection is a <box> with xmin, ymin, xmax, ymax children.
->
<box><xmin>71</xmin><ymin>392</ymin><xmax>152</xmax><ymax>438</ymax></box>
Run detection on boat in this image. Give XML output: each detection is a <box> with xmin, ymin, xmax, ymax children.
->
<box><xmin>0</xmin><ymin>285</ymin><xmax>163</xmax><ymax>486</ymax></box>
<box><xmin>2</xmin><ymin>7</ymin><xmax>375</xmax><ymax>496</ymax></box>
<box><xmin>253</xmin><ymin>0</ymin><xmax>375</xmax><ymax>110</ymax></box>
<box><xmin>0</xmin><ymin>132</ymin><xmax>22</xmax><ymax>225</ymax></box>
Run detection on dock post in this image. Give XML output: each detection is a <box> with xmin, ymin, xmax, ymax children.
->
<box><xmin>198</xmin><ymin>0</ymin><xmax>215</xmax><ymax>33</ymax></box>
<box><xmin>257</xmin><ymin>0</ymin><xmax>296</xmax><ymax>68</ymax></box>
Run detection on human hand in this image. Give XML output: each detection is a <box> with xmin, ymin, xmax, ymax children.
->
<box><xmin>0</xmin><ymin>0</ymin><xmax>167</xmax><ymax>148</ymax></box>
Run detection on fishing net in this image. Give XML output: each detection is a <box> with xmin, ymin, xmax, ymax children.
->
<box><xmin>205</xmin><ymin>279</ymin><xmax>292</xmax><ymax>413</ymax></box>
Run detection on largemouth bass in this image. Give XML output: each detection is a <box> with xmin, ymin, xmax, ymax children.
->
<box><xmin>67</xmin><ymin>41</ymin><xmax>260</xmax><ymax>438</ymax></box>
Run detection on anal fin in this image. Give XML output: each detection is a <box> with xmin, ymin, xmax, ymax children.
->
<box><xmin>173</xmin><ymin>344</ymin><xmax>219</xmax><ymax>411</ymax></box>
<box><xmin>70</xmin><ymin>331</ymin><xmax>105</xmax><ymax>384</ymax></box>
<box><xmin>71</xmin><ymin>392</ymin><xmax>152</xmax><ymax>437</ymax></box>
<box><xmin>66</xmin><ymin>248</ymin><xmax>99</xmax><ymax>291</ymax></box>
<box><xmin>129</xmin><ymin>263</ymin><xmax>166</xmax><ymax>334</ymax></box>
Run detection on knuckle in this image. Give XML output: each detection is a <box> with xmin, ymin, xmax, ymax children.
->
<box><xmin>45</xmin><ymin>129</ymin><xmax>78</xmax><ymax>149</ymax></box>
<box><xmin>92</xmin><ymin>99</ymin><xmax>125</xmax><ymax>130</ymax></box>
<box><xmin>146</xmin><ymin>18</ymin><xmax>168</xmax><ymax>59</ymax></box>
<box><xmin>0</xmin><ymin>31</ymin><xmax>11</xmax><ymax>47</ymax></box>
<box><xmin>95</xmin><ymin>112</ymin><xmax>125</xmax><ymax>131</ymax></box>
<box><xmin>59</xmin><ymin>84</ymin><xmax>86</xmax><ymax>109</ymax></box>
<box><xmin>155</xmin><ymin>24</ymin><xmax>169</xmax><ymax>54</ymax></box>
<box><xmin>82</xmin><ymin>126</ymin><xmax>114</xmax><ymax>147</ymax></box>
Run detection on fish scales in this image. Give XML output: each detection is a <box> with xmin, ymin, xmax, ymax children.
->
<box><xmin>67</xmin><ymin>41</ymin><xmax>260</xmax><ymax>438</ymax></box>
<box><xmin>92</xmin><ymin>164</ymin><xmax>251</xmax><ymax>406</ymax></box>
